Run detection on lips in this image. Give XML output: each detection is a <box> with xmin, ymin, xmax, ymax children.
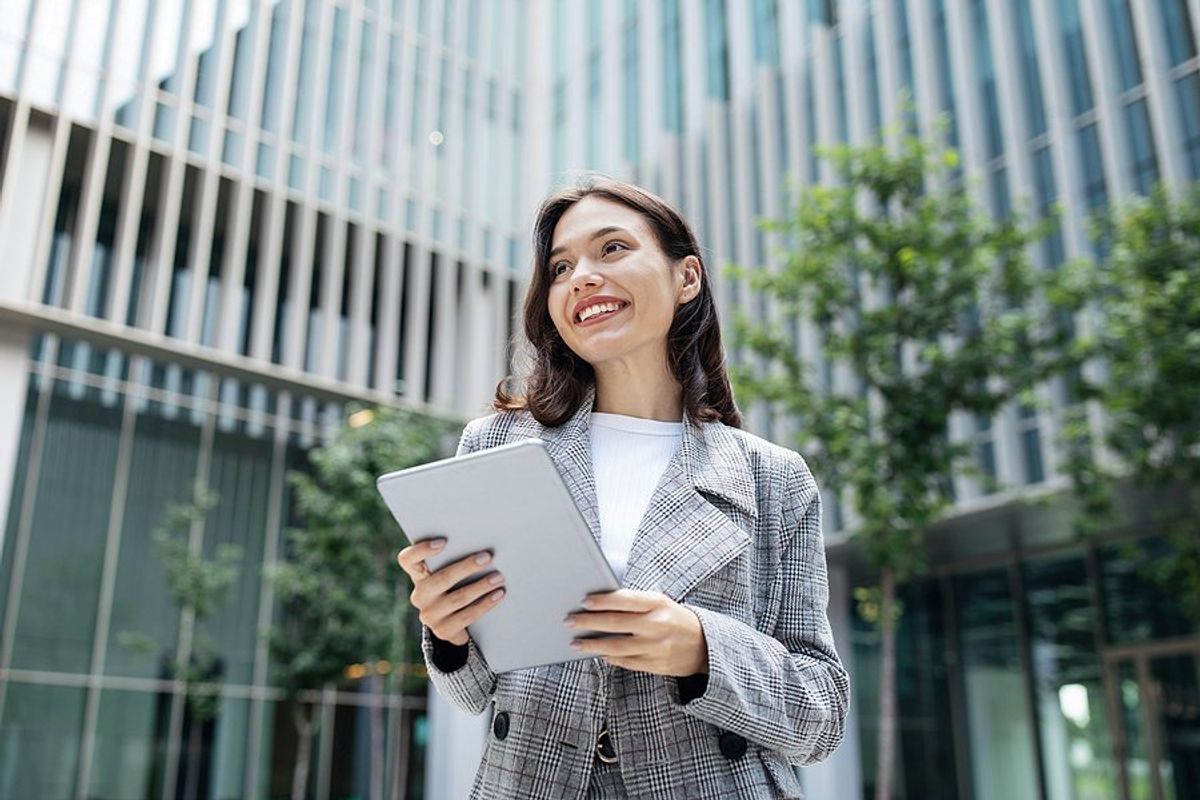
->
<box><xmin>572</xmin><ymin>296</ymin><xmax>629</xmax><ymax>325</ymax></box>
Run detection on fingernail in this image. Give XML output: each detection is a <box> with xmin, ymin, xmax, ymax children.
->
<box><xmin>488</xmin><ymin>573</ymin><xmax>504</xmax><ymax>586</ymax></box>
<box><xmin>430</xmin><ymin>539</ymin><xmax>446</xmax><ymax>551</ymax></box>
<box><xmin>475</xmin><ymin>552</ymin><xmax>491</xmax><ymax>565</ymax></box>
<box><xmin>581</xmin><ymin>598</ymin><xmax>595</xmax><ymax>609</ymax></box>
<box><xmin>570</xmin><ymin>641</ymin><xmax>583</xmax><ymax>650</ymax></box>
<box><xmin>563</xmin><ymin>617</ymin><xmax>576</xmax><ymax>628</ymax></box>
<box><xmin>491</xmin><ymin>589</ymin><xmax>505</xmax><ymax>601</ymax></box>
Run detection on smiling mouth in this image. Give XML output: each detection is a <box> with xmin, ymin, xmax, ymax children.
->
<box><xmin>575</xmin><ymin>301</ymin><xmax>629</xmax><ymax>326</ymax></box>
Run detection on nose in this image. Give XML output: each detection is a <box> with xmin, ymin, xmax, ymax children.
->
<box><xmin>569</xmin><ymin>259</ymin><xmax>603</xmax><ymax>292</ymax></box>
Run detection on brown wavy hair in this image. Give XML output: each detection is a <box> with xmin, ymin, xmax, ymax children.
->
<box><xmin>493</xmin><ymin>175</ymin><xmax>742</xmax><ymax>429</ymax></box>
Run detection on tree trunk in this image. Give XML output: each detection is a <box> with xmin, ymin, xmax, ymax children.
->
<box><xmin>291</xmin><ymin>703</ymin><xmax>315</xmax><ymax>800</ymax></box>
<box><xmin>370</xmin><ymin>673</ymin><xmax>385</xmax><ymax>800</ymax></box>
<box><xmin>874</xmin><ymin>568</ymin><xmax>898</xmax><ymax>800</ymax></box>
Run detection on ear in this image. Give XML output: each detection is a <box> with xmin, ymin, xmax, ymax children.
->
<box><xmin>677</xmin><ymin>256</ymin><xmax>703</xmax><ymax>304</ymax></box>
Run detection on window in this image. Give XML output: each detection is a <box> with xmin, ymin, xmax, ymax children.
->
<box><xmin>1105</xmin><ymin>0</ymin><xmax>1142</xmax><ymax>93</ymax></box>
<box><xmin>623</xmin><ymin>3</ymin><xmax>639</xmax><ymax>164</ymax></box>
<box><xmin>1076</xmin><ymin>123</ymin><xmax>1109</xmax><ymax>255</ymax></box>
<box><xmin>1013</xmin><ymin>0</ymin><xmax>1047</xmax><ymax>138</ymax></box>
<box><xmin>1124</xmin><ymin>99</ymin><xmax>1159</xmax><ymax>195</ymax></box>
<box><xmin>970</xmin><ymin>0</ymin><xmax>1004</xmax><ymax>159</ymax></box>
<box><xmin>1054</xmin><ymin>0</ymin><xmax>1093</xmax><ymax>116</ymax></box>
<box><xmin>1032</xmin><ymin>146</ymin><xmax>1063</xmax><ymax>265</ymax></box>
<box><xmin>705</xmin><ymin>0</ymin><xmax>729</xmax><ymax>100</ymax></box>
<box><xmin>1160</xmin><ymin>0</ymin><xmax>1197</xmax><ymax>67</ymax></box>
<box><xmin>663</xmin><ymin>0</ymin><xmax>683</xmax><ymax>133</ymax></box>
<box><xmin>1176</xmin><ymin>73</ymin><xmax>1200</xmax><ymax>180</ymax></box>
<box><xmin>753</xmin><ymin>0</ymin><xmax>780</xmax><ymax>66</ymax></box>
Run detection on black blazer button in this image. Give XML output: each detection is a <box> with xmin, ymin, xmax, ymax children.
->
<box><xmin>718</xmin><ymin>731</ymin><xmax>747</xmax><ymax>760</ymax></box>
<box><xmin>493</xmin><ymin>711</ymin><xmax>510</xmax><ymax>740</ymax></box>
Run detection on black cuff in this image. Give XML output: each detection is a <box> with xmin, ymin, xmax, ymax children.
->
<box><xmin>428</xmin><ymin>630</ymin><xmax>470</xmax><ymax>673</ymax></box>
<box><xmin>677</xmin><ymin>673</ymin><xmax>708</xmax><ymax>705</ymax></box>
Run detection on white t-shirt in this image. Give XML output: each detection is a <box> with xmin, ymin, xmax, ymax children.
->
<box><xmin>588</xmin><ymin>411</ymin><xmax>684</xmax><ymax>583</ymax></box>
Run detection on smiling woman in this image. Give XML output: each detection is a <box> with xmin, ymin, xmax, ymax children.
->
<box><xmin>395</xmin><ymin>176</ymin><xmax>850</xmax><ymax>799</ymax></box>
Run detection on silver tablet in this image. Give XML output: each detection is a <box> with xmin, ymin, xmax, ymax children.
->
<box><xmin>377</xmin><ymin>438</ymin><xmax>620</xmax><ymax>673</ymax></box>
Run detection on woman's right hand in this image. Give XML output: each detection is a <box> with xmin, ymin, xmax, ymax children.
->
<box><xmin>396</xmin><ymin>539</ymin><xmax>506</xmax><ymax>646</ymax></box>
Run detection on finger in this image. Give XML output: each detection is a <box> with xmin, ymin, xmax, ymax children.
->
<box><xmin>571</xmin><ymin>633</ymin><xmax>643</xmax><ymax>657</ymax></box>
<box><xmin>431</xmin><ymin>571</ymin><xmax>506</xmax><ymax>619</ymax></box>
<box><xmin>396</xmin><ymin>538</ymin><xmax>447</xmax><ymax>576</ymax></box>
<box><xmin>582</xmin><ymin>589</ymin><xmax>661</xmax><ymax>612</ymax></box>
<box><xmin>432</xmin><ymin>585</ymin><xmax>506</xmax><ymax>638</ymax></box>
<box><xmin>565</xmin><ymin>611</ymin><xmax>646</xmax><ymax>635</ymax></box>
<box><xmin>423</xmin><ymin>550</ymin><xmax>495</xmax><ymax>597</ymax></box>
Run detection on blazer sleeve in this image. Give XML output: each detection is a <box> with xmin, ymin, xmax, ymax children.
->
<box><xmin>671</xmin><ymin>457</ymin><xmax>851</xmax><ymax>766</ymax></box>
<box><xmin>418</xmin><ymin>417</ymin><xmax>499</xmax><ymax>716</ymax></box>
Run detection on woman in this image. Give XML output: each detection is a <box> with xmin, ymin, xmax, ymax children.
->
<box><xmin>396</xmin><ymin>177</ymin><xmax>849</xmax><ymax>798</ymax></box>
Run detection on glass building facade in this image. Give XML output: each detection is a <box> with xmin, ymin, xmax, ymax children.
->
<box><xmin>0</xmin><ymin>0</ymin><xmax>530</xmax><ymax>797</ymax></box>
<box><xmin>2</xmin><ymin>0</ymin><xmax>1199</xmax><ymax>798</ymax></box>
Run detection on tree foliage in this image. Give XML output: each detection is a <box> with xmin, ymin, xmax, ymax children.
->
<box><xmin>731</xmin><ymin>132</ymin><xmax>1085</xmax><ymax>581</ymax></box>
<box><xmin>1060</xmin><ymin>182</ymin><xmax>1200</xmax><ymax>622</ymax></box>
<box><xmin>730</xmin><ymin>129</ymin><xmax>1088</xmax><ymax>799</ymax></box>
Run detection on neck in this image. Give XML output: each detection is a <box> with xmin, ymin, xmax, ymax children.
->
<box><xmin>592</xmin><ymin>360</ymin><xmax>684</xmax><ymax>422</ymax></box>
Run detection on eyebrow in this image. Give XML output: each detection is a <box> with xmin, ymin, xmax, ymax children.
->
<box><xmin>548</xmin><ymin>226</ymin><xmax>631</xmax><ymax>260</ymax></box>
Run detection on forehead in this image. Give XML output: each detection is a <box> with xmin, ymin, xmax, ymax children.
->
<box><xmin>551</xmin><ymin>196</ymin><xmax>653</xmax><ymax>252</ymax></box>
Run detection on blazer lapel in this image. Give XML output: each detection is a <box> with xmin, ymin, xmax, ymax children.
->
<box><xmin>539</xmin><ymin>386</ymin><xmax>602</xmax><ymax>545</ymax></box>
<box><xmin>621</xmin><ymin>414</ymin><xmax>759</xmax><ymax>600</ymax></box>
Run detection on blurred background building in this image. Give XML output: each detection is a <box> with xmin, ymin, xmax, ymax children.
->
<box><xmin>0</xmin><ymin>1</ymin><xmax>1197</xmax><ymax>799</ymax></box>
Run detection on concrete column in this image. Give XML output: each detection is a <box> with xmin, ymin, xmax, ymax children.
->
<box><xmin>801</xmin><ymin>562</ymin><xmax>864</xmax><ymax>797</ymax></box>
<box><xmin>424</xmin><ymin>688</ymin><xmax>488</xmax><ymax>800</ymax></box>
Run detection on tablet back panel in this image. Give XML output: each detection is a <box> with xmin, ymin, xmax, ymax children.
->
<box><xmin>377</xmin><ymin>438</ymin><xmax>619</xmax><ymax>673</ymax></box>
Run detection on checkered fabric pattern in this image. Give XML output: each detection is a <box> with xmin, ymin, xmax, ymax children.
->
<box><xmin>420</xmin><ymin>385</ymin><xmax>850</xmax><ymax>799</ymax></box>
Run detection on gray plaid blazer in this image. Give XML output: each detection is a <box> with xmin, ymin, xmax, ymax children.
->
<box><xmin>421</xmin><ymin>386</ymin><xmax>849</xmax><ymax>798</ymax></box>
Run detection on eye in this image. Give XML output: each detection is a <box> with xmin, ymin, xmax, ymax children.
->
<box><xmin>551</xmin><ymin>261</ymin><xmax>571</xmax><ymax>277</ymax></box>
<box><xmin>602</xmin><ymin>240</ymin><xmax>627</xmax><ymax>256</ymax></box>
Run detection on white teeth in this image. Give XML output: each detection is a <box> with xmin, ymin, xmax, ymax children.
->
<box><xmin>577</xmin><ymin>302</ymin><xmax>623</xmax><ymax>323</ymax></box>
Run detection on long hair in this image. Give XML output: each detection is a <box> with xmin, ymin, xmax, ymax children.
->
<box><xmin>493</xmin><ymin>175</ymin><xmax>742</xmax><ymax>429</ymax></box>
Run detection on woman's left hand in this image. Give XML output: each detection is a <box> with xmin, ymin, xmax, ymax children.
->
<box><xmin>564</xmin><ymin>589</ymin><xmax>708</xmax><ymax>677</ymax></box>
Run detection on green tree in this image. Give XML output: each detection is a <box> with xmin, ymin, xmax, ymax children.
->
<box><xmin>1060</xmin><ymin>182</ymin><xmax>1200</xmax><ymax>622</ymax></box>
<box><xmin>120</xmin><ymin>488</ymin><xmax>242</xmax><ymax>800</ymax></box>
<box><xmin>268</xmin><ymin>405</ymin><xmax>456</xmax><ymax>800</ymax></box>
<box><xmin>730</xmin><ymin>130</ymin><xmax>1085</xmax><ymax>799</ymax></box>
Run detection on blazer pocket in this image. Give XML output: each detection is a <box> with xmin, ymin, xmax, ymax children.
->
<box><xmin>761</xmin><ymin>750</ymin><xmax>806</xmax><ymax>799</ymax></box>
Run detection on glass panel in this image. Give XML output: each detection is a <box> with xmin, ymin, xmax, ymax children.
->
<box><xmin>1056</xmin><ymin>0</ymin><xmax>1094</xmax><ymax>115</ymax></box>
<box><xmin>1024</xmin><ymin>556</ymin><xmax>1119</xmax><ymax>800</ymax></box>
<box><xmin>1176</xmin><ymin>73</ymin><xmax>1200</xmax><ymax>182</ymax></box>
<box><xmin>852</xmin><ymin>580</ymin><xmax>959</xmax><ymax>799</ymax></box>
<box><xmin>1117</xmin><ymin>660</ymin><xmax>1155</xmax><ymax>800</ymax></box>
<box><xmin>87</xmin><ymin>688</ymin><xmax>168</xmax><ymax>799</ymax></box>
<box><xmin>256</xmin><ymin>698</ymin><xmax>324</xmax><ymax>799</ymax></box>
<box><xmin>1100</xmin><ymin>537</ymin><xmax>1198</xmax><ymax>645</ymax></box>
<box><xmin>1160</xmin><ymin>0</ymin><xmax>1197</xmax><ymax>67</ymax></box>
<box><xmin>1106</xmin><ymin>0</ymin><xmax>1143</xmax><ymax>92</ymax></box>
<box><xmin>1148</xmin><ymin>653</ymin><xmax>1200</xmax><ymax>800</ymax></box>
<box><xmin>955</xmin><ymin>568</ymin><xmax>1040</xmax><ymax>800</ymax></box>
<box><xmin>10</xmin><ymin>387</ymin><xmax>122</xmax><ymax>672</ymax></box>
<box><xmin>0</xmin><ymin>382</ymin><xmax>38</xmax><ymax>633</ymax></box>
<box><xmin>1125</xmin><ymin>99</ymin><xmax>1160</xmax><ymax>196</ymax></box>
<box><xmin>0</xmin><ymin>683</ymin><xmax>86</xmax><ymax>798</ymax></box>
<box><xmin>104</xmin><ymin>408</ymin><xmax>202</xmax><ymax>679</ymax></box>
<box><xmin>193</xmin><ymin>427</ymin><xmax>273</xmax><ymax>686</ymax></box>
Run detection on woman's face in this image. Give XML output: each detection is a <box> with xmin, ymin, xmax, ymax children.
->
<box><xmin>546</xmin><ymin>196</ymin><xmax>699</xmax><ymax>371</ymax></box>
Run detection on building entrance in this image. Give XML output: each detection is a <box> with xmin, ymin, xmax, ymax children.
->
<box><xmin>1105</xmin><ymin>638</ymin><xmax>1200</xmax><ymax>800</ymax></box>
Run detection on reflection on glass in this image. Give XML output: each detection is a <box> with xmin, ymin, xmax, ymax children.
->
<box><xmin>1149</xmin><ymin>654</ymin><xmax>1200</xmax><ymax>800</ymax></box>
<box><xmin>1118</xmin><ymin>661</ymin><xmax>1154</xmax><ymax>800</ymax></box>
<box><xmin>0</xmin><ymin>682</ymin><xmax>86</xmax><ymax>798</ymax></box>
<box><xmin>955</xmin><ymin>568</ymin><xmax>1039</xmax><ymax>800</ymax></box>
<box><xmin>88</xmin><ymin>689</ymin><xmax>167</xmax><ymax>799</ymax></box>
<box><xmin>1025</xmin><ymin>556</ymin><xmax>1117</xmax><ymax>800</ymax></box>
<box><xmin>1100</xmin><ymin>539</ymin><xmax>1197</xmax><ymax>645</ymax></box>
